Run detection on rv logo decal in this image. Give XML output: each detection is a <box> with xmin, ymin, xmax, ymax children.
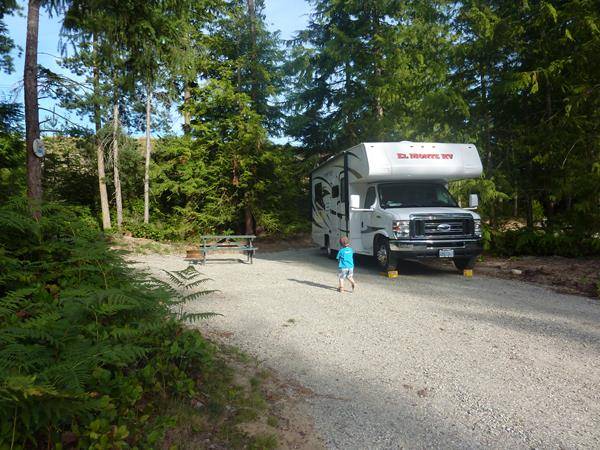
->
<box><xmin>397</xmin><ymin>153</ymin><xmax>453</xmax><ymax>160</ymax></box>
<box><xmin>437</xmin><ymin>223</ymin><xmax>452</xmax><ymax>232</ymax></box>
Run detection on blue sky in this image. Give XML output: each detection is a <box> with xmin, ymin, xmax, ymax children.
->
<box><xmin>1</xmin><ymin>0</ymin><xmax>312</xmax><ymax>136</ymax></box>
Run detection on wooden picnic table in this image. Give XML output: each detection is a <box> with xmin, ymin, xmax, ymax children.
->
<box><xmin>186</xmin><ymin>235</ymin><xmax>257</xmax><ymax>264</ymax></box>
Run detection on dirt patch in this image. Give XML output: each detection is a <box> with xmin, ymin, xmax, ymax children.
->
<box><xmin>112</xmin><ymin>234</ymin><xmax>316</xmax><ymax>257</ymax></box>
<box><xmin>110</xmin><ymin>235</ymin><xmax>185</xmax><ymax>255</ymax></box>
<box><xmin>210</xmin><ymin>337</ymin><xmax>326</xmax><ymax>450</ymax></box>
<box><xmin>475</xmin><ymin>255</ymin><xmax>600</xmax><ymax>298</ymax></box>
<box><xmin>254</xmin><ymin>233</ymin><xmax>316</xmax><ymax>253</ymax></box>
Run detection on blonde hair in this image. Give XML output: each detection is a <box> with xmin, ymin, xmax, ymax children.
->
<box><xmin>339</xmin><ymin>236</ymin><xmax>350</xmax><ymax>247</ymax></box>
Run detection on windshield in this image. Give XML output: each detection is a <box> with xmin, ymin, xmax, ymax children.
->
<box><xmin>378</xmin><ymin>183</ymin><xmax>458</xmax><ymax>208</ymax></box>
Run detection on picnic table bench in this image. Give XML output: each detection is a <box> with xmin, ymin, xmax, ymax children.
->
<box><xmin>186</xmin><ymin>235</ymin><xmax>257</xmax><ymax>264</ymax></box>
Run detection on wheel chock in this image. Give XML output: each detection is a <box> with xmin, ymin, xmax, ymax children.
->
<box><xmin>380</xmin><ymin>270</ymin><xmax>398</xmax><ymax>278</ymax></box>
<box><xmin>463</xmin><ymin>269</ymin><xmax>473</xmax><ymax>277</ymax></box>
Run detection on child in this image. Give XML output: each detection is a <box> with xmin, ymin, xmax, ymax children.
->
<box><xmin>336</xmin><ymin>236</ymin><xmax>356</xmax><ymax>293</ymax></box>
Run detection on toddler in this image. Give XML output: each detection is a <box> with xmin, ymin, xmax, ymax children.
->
<box><xmin>336</xmin><ymin>236</ymin><xmax>356</xmax><ymax>293</ymax></box>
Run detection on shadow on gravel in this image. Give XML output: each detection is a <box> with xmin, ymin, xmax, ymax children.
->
<box><xmin>259</xmin><ymin>248</ymin><xmax>455</xmax><ymax>277</ymax></box>
<box><xmin>288</xmin><ymin>278</ymin><xmax>339</xmax><ymax>292</ymax></box>
<box><xmin>199</xmin><ymin>257</ymin><xmax>250</xmax><ymax>265</ymax></box>
<box><xmin>440</xmin><ymin>306</ymin><xmax>600</xmax><ymax>346</ymax></box>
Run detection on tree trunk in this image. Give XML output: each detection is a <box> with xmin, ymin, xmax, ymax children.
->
<box><xmin>183</xmin><ymin>82</ymin><xmax>191</xmax><ymax>134</ymax></box>
<box><xmin>480</xmin><ymin>62</ymin><xmax>492</xmax><ymax>174</ymax></box>
<box><xmin>144</xmin><ymin>87</ymin><xmax>152</xmax><ymax>224</ymax></box>
<box><xmin>112</xmin><ymin>101</ymin><xmax>123</xmax><ymax>229</ymax></box>
<box><xmin>246</xmin><ymin>0</ymin><xmax>259</xmax><ymax>105</ymax></box>
<box><xmin>244</xmin><ymin>204</ymin><xmax>253</xmax><ymax>235</ymax></box>
<box><xmin>371</xmin><ymin>4</ymin><xmax>384</xmax><ymax>138</ymax></box>
<box><xmin>93</xmin><ymin>35</ymin><xmax>111</xmax><ymax>230</ymax></box>
<box><xmin>24</xmin><ymin>0</ymin><xmax>42</xmax><ymax>217</ymax></box>
<box><xmin>526</xmin><ymin>195</ymin><xmax>534</xmax><ymax>229</ymax></box>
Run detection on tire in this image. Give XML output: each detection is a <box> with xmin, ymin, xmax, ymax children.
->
<box><xmin>374</xmin><ymin>237</ymin><xmax>397</xmax><ymax>271</ymax></box>
<box><xmin>453</xmin><ymin>256</ymin><xmax>477</xmax><ymax>272</ymax></box>
<box><xmin>325</xmin><ymin>236</ymin><xmax>336</xmax><ymax>259</ymax></box>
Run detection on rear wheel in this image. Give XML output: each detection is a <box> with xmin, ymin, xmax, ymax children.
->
<box><xmin>374</xmin><ymin>237</ymin><xmax>397</xmax><ymax>271</ymax></box>
<box><xmin>453</xmin><ymin>256</ymin><xmax>477</xmax><ymax>272</ymax></box>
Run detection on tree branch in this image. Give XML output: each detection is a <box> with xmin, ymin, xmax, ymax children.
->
<box><xmin>39</xmin><ymin>107</ymin><xmax>90</xmax><ymax>131</ymax></box>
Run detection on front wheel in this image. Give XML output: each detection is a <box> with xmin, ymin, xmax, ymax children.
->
<box><xmin>375</xmin><ymin>237</ymin><xmax>397</xmax><ymax>271</ymax></box>
<box><xmin>453</xmin><ymin>256</ymin><xmax>477</xmax><ymax>272</ymax></box>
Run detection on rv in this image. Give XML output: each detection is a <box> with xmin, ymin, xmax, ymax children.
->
<box><xmin>310</xmin><ymin>142</ymin><xmax>483</xmax><ymax>272</ymax></box>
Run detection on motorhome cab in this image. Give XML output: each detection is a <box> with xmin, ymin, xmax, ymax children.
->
<box><xmin>311</xmin><ymin>142</ymin><xmax>484</xmax><ymax>272</ymax></box>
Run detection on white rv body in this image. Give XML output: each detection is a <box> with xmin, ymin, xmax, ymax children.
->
<box><xmin>311</xmin><ymin>142</ymin><xmax>484</xmax><ymax>271</ymax></box>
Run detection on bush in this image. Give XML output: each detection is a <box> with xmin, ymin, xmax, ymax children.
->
<box><xmin>123</xmin><ymin>220</ymin><xmax>177</xmax><ymax>241</ymax></box>
<box><xmin>488</xmin><ymin>228</ymin><xmax>600</xmax><ymax>257</ymax></box>
<box><xmin>0</xmin><ymin>198</ymin><xmax>217</xmax><ymax>448</ymax></box>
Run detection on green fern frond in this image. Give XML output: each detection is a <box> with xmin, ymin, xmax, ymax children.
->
<box><xmin>162</xmin><ymin>270</ymin><xmax>186</xmax><ymax>287</ymax></box>
<box><xmin>179</xmin><ymin>312</ymin><xmax>222</xmax><ymax>323</ymax></box>
<box><xmin>0</xmin><ymin>208</ymin><xmax>38</xmax><ymax>236</ymax></box>
<box><xmin>0</xmin><ymin>343</ymin><xmax>52</xmax><ymax>372</ymax></box>
<box><xmin>176</xmin><ymin>265</ymin><xmax>206</xmax><ymax>281</ymax></box>
<box><xmin>0</xmin><ymin>288</ymin><xmax>37</xmax><ymax>318</ymax></box>
<box><xmin>182</xmin><ymin>290</ymin><xmax>219</xmax><ymax>302</ymax></box>
<box><xmin>145</xmin><ymin>277</ymin><xmax>180</xmax><ymax>296</ymax></box>
<box><xmin>185</xmin><ymin>277</ymin><xmax>213</xmax><ymax>289</ymax></box>
<box><xmin>2</xmin><ymin>325</ymin><xmax>61</xmax><ymax>347</ymax></box>
<box><xmin>99</xmin><ymin>345</ymin><xmax>149</xmax><ymax>366</ymax></box>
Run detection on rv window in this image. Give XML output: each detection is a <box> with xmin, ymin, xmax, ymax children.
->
<box><xmin>378</xmin><ymin>183</ymin><xmax>458</xmax><ymax>208</ymax></box>
<box><xmin>314</xmin><ymin>183</ymin><xmax>325</xmax><ymax>208</ymax></box>
<box><xmin>364</xmin><ymin>186</ymin><xmax>377</xmax><ymax>208</ymax></box>
<box><xmin>332</xmin><ymin>185</ymin><xmax>339</xmax><ymax>198</ymax></box>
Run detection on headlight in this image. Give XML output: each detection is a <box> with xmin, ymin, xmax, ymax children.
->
<box><xmin>393</xmin><ymin>220</ymin><xmax>410</xmax><ymax>238</ymax></box>
<box><xmin>474</xmin><ymin>219</ymin><xmax>482</xmax><ymax>237</ymax></box>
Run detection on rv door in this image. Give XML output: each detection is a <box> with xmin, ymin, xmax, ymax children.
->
<box><xmin>360</xmin><ymin>185</ymin><xmax>378</xmax><ymax>254</ymax></box>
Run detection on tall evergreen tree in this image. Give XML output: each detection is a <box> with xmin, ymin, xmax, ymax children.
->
<box><xmin>286</xmin><ymin>0</ymin><xmax>452</xmax><ymax>157</ymax></box>
<box><xmin>184</xmin><ymin>0</ymin><xmax>284</xmax><ymax>233</ymax></box>
<box><xmin>61</xmin><ymin>6</ymin><xmax>114</xmax><ymax>229</ymax></box>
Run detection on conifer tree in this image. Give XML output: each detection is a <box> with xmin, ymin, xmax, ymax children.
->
<box><xmin>286</xmin><ymin>0</ymin><xmax>452</xmax><ymax>157</ymax></box>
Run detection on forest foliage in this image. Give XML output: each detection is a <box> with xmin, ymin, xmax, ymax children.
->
<box><xmin>1</xmin><ymin>0</ymin><xmax>599</xmax><ymax>241</ymax></box>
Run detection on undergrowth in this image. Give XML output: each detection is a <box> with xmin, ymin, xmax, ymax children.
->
<box><xmin>0</xmin><ymin>198</ymin><xmax>276</xmax><ymax>449</ymax></box>
<box><xmin>486</xmin><ymin>228</ymin><xmax>600</xmax><ymax>257</ymax></box>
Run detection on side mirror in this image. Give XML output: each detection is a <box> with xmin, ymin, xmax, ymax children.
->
<box><xmin>469</xmin><ymin>194</ymin><xmax>479</xmax><ymax>209</ymax></box>
<box><xmin>350</xmin><ymin>194</ymin><xmax>361</xmax><ymax>209</ymax></box>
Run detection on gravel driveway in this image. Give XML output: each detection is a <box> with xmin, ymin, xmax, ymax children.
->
<box><xmin>134</xmin><ymin>248</ymin><xmax>600</xmax><ymax>449</ymax></box>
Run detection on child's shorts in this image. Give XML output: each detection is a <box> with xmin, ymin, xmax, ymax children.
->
<box><xmin>338</xmin><ymin>268</ymin><xmax>354</xmax><ymax>279</ymax></box>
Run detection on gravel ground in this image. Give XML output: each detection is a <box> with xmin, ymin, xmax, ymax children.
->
<box><xmin>132</xmin><ymin>249</ymin><xmax>600</xmax><ymax>449</ymax></box>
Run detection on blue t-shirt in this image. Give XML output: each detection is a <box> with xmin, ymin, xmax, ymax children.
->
<box><xmin>337</xmin><ymin>246</ymin><xmax>354</xmax><ymax>269</ymax></box>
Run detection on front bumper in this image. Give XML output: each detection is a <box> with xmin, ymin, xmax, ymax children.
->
<box><xmin>389</xmin><ymin>238</ymin><xmax>483</xmax><ymax>259</ymax></box>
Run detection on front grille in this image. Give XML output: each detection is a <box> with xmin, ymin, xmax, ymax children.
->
<box><xmin>411</xmin><ymin>214</ymin><xmax>474</xmax><ymax>239</ymax></box>
<box><xmin>426</xmin><ymin>241</ymin><xmax>466</xmax><ymax>248</ymax></box>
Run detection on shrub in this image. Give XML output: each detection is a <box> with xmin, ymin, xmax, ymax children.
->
<box><xmin>0</xmin><ymin>198</ymin><xmax>218</xmax><ymax>448</ymax></box>
<box><xmin>488</xmin><ymin>228</ymin><xmax>600</xmax><ymax>257</ymax></box>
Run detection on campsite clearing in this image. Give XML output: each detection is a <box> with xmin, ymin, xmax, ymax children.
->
<box><xmin>133</xmin><ymin>248</ymin><xmax>600</xmax><ymax>449</ymax></box>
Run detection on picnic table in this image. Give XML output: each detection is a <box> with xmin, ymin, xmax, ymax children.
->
<box><xmin>186</xmin><ymin>235</ymin><xmax>257</xmax><ymax>264</ymax></box>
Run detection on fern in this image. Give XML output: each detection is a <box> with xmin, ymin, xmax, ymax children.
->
<box><xmin>156</xmin><ymin>265</ymin><xmax>219</xmax><ymax>322</ymax></box>
<box><xmin>0</xmin><ymin>198</ymin><xmax>221</xmax><ymax>445</ymax></box>
<box><xmin>181</xmin><ymin>290</ymin><xmax>219</xmax><ymax>302</ymax></box>
<box><xmin>179</xmin><ymin>312</ymin><xmax>222</xmax><ymax>323</ymax></box>
<box><xmin>185</xmin><ymin>277</ymin><xmax>213</xmax><ymax>289</ymax></box>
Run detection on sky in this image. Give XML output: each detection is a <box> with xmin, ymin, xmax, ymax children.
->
<box><xmin>0</xmin><ymin>0</ymin><xmax>312</xmax><ymax>136</ymax></box>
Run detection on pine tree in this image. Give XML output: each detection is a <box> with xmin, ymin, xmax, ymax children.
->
<box><xmin>286</xmin><ymin>0</ymin><xmax>452</xmax><ymax>157</ymax></box>
<box><xmin>60</xmin><ymin>7</ymin><xmax>114</xmax><ymax>229</ymax></box>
